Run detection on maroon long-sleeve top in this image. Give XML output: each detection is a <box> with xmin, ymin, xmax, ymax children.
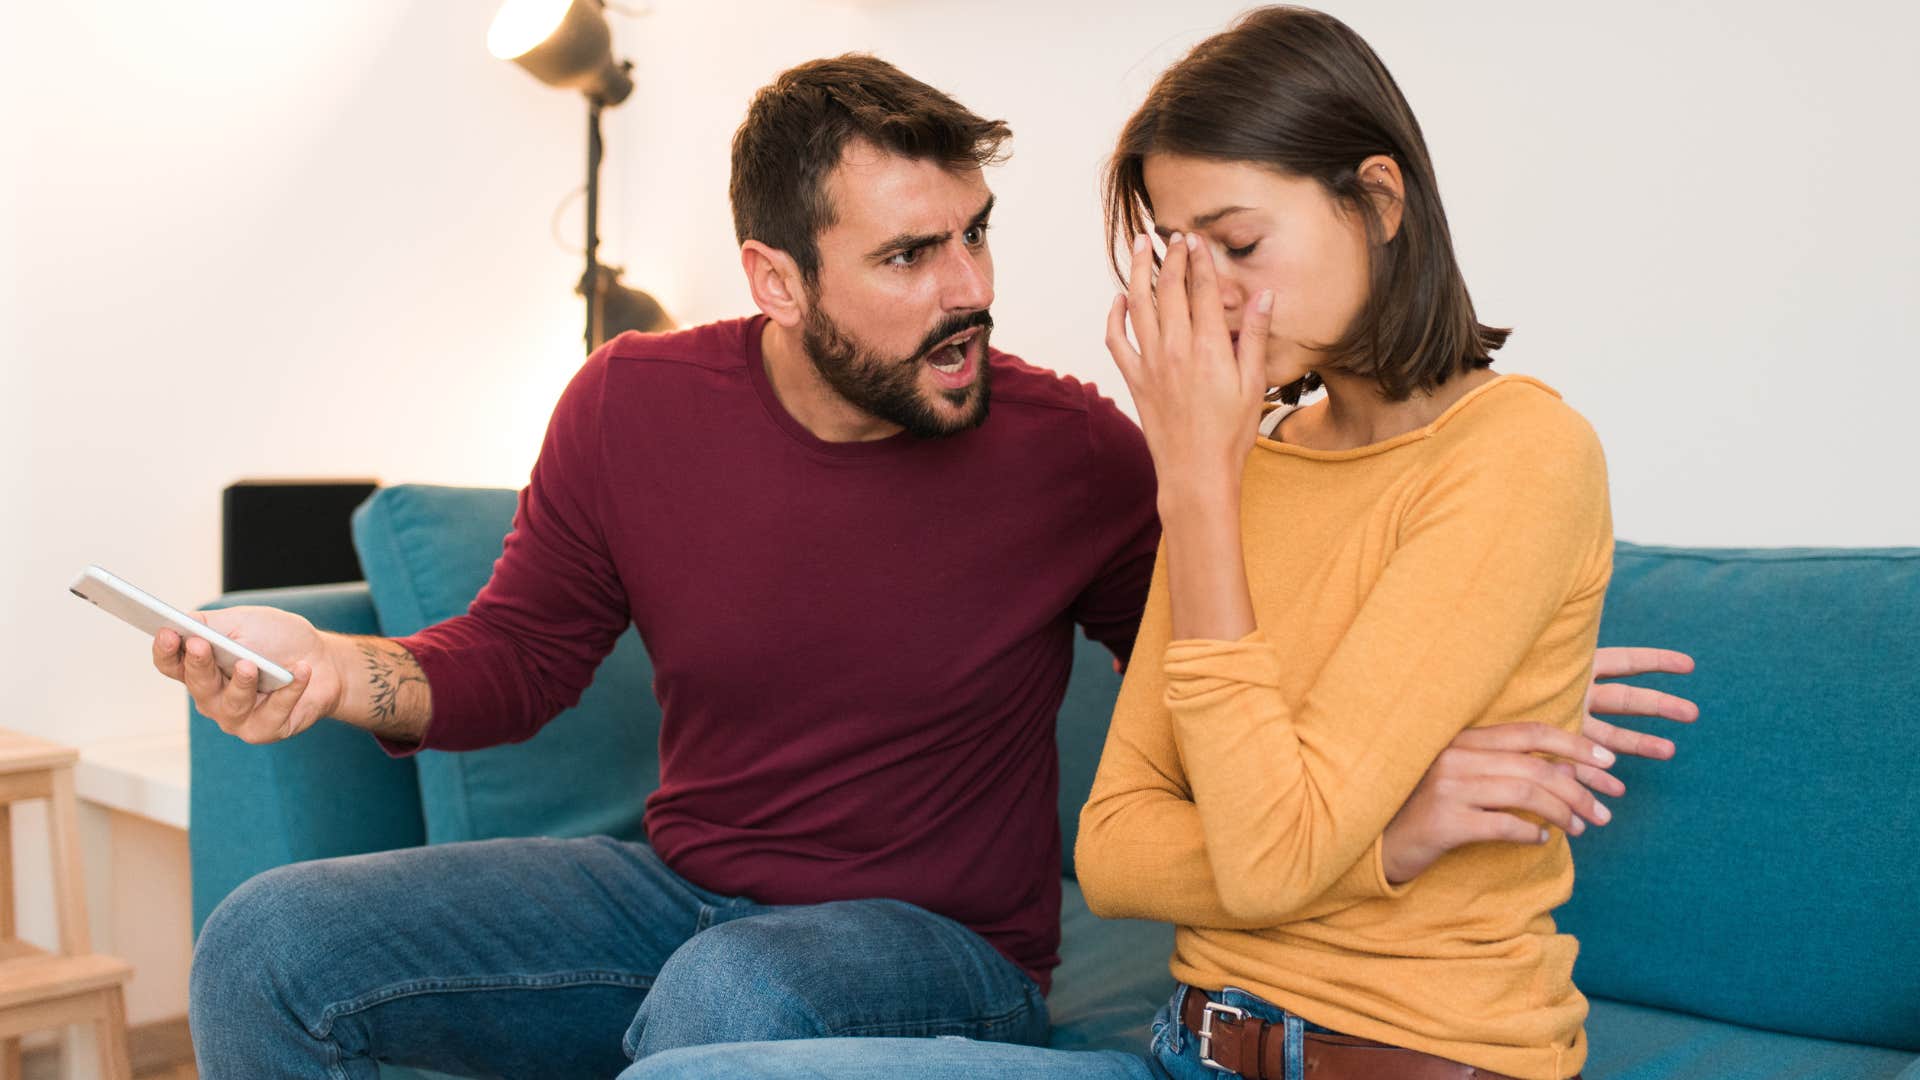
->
<box><xmin>389</xmin><ymin>316</ymin><xmax>1159</xmax><ymax>989</ymax></box>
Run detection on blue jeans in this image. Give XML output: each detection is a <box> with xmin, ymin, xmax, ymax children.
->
<box><xmin>189</xmin><ymin>836</ymin><xmax>1048</xmax><ymax>1079</ymax></box>
<box><xmin>626</xmin><ymin>984</ymin><xmax>1337</xmax><ymax>1079</ymax></box>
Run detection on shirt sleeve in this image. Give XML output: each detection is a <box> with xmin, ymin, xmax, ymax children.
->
<box><xmin>1074</xmin><ymin>551</ymin><xmax>1410</xmax><ymax>929</ymax></box>
<box><xmin>379</xmin><ymin>347</ymin><xmax>632</xmax><ymax>755</ymax></box>
<box><xmin>1067</xmin><ymin>389</ymin><xmax>1162</xmax><ymax>668</ymax></box>
<box><xmin>1078</xmin><ymin>417</ymin><xmax>1611</xmax><ymax>924</ymax></box>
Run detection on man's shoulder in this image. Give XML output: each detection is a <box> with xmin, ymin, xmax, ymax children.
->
<box><xmin>985</xmin><ymin>346</ymin><xmax>1131</xmax><ymax>426</ymax></box>
<box><xmin>983</xmin><ymin>346</ymin><xmax>1149</xmax><ymax>485</ymax></box>
<box><xmin>601</xmin><ymin>317</ymin><xmax>757</xmax><ymax>378</ymax></box>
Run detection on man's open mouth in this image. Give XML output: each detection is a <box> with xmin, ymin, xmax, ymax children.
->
<box><xmin>927</xmin><ymin>328</ymin><xmax>981</xmax><ymax>374</ymax></box>
<box><xmin>924</xmin><ymin>327</ymin><xmax>985</xmax><ymax>389</ymax></box>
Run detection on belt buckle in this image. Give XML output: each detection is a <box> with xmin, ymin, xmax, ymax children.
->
<box><xmin>1197</xmin><ymin>999</ymin><xmax>1247</xmax><ymax>1073</ymax></box>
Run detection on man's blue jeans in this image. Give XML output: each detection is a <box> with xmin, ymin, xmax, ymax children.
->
<box><xmin>188</xmin><ymin>836</ymin><xmax>1049</xmax><ymax>1079</ymax></box>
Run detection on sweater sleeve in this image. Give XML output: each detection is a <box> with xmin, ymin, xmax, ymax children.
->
<box><xmin>1074</xmin><ymin>550</ymin><xmax>1412</xmax><ymax>928</ymax></box>
<box><xmin>1078</xmin><ymin>417</ymin><xmax>1610</xmax><ymax>924</ymax></box>
<box><xmin>379</xmin><ymin>348</ymin><xmax>632</xmax><ymax>755</ymax></box>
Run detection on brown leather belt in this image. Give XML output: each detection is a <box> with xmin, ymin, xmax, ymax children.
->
<box><xmin>1179</xmin><ymin>990</ymin><xmax>1577</xmax><ymax>1080</ymax></box>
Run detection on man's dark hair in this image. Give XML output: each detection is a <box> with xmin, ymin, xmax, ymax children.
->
<box><xmin>731</xmin><ymin>55</ymin><xmax>1011</xmax><ymax>286</ymax></box>
<box><xmin>1105</xmin><ymin>6</ymin><xmax>1508</xmax><ymax>404</ymax></box>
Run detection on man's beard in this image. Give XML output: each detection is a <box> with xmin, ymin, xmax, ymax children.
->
<box><xmin>800</xmin><ymin>304</ymin><xmax>993</xmax><ymax>439</ymax></box>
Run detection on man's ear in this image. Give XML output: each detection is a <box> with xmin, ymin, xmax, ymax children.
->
<box><xmin>741</xmin><ymin>241</ymin><xmax>809</xmax><ymax>328</ymax></box>
<box><xmin>1356</xmin><ymin>153</ymin><xmax>1405</xmax><ymax>243</ymax></box>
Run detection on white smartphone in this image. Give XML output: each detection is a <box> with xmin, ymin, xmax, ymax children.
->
<box><xmin>69</xmin><ymin>565</ymin><xmax>295</xmax><ymax>692</ymax></box>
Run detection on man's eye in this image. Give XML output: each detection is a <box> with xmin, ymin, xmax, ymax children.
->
<box><xmin>1225</xmin><ymin>240</ymin><xmax>1260</xmax><ymax>259</ymax></box>
<box><xmin>888</xmin><ymin>247</ymin><xmax>923</xmax><ymax>267</ymax></box>
<box><xmin>964</xmin><ymin>224</ymin><xmax>990</xmax><ymax>246</ymax></box>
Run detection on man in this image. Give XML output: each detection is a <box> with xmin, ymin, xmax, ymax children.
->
<box><xmin>166</xmin><ymin>56</ymin><xmax>1694</xmax><ymax>1078</ymax></box>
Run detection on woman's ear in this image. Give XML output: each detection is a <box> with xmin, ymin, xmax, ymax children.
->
<box><xmin>741</xmin><ymin>241</ymin><xmax>808</xmax><ymax>328</ymax></box>
<box><xmin>1357</xmin><ymin>154</ymin><xmax>1405</xmax><ymax>243</ymax></box>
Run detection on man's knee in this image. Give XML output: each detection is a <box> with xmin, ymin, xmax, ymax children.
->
<box><xmin>191</xmin><ymin>861</ymin><xmax>349</xmax><ymax>1029</ymax></box>
<box><xmin>625</xmin><ymin>916</ymin><xmax>832</xmax><ymax>1058</ymax></box>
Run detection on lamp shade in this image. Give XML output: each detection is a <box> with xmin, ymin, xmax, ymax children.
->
<box><xmin>488</xmin><ymin>0</ymin><xmax>633</xmax><ymax>105</ymax></box>
<box><xmin>581</xmin><ymin>265</ymin><xmax>675</xmax><ymax>347</ymax></box>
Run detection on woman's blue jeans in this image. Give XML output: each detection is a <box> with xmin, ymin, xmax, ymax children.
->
<box><xmin>625</xmin><ymin>984</ymin><xmax>1337</xmax><ymax>1079</ymax></box>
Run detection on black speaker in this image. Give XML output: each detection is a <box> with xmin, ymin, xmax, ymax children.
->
<box><xmin>222</xmin><ymin>479</ymin><xmax>379</xmax><ymax>592</ymax></box>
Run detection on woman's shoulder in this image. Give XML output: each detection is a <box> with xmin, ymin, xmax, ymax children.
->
<box><xmin>1437</xmin><ymin>374</ymin><xmax>1602</xmax><ymax>460</ymax></box>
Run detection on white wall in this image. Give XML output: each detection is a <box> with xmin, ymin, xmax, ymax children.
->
<box><xmin>6</xmin><ymin>0</ymin><xmax>1917</xmax><ymax>751</ymax></box>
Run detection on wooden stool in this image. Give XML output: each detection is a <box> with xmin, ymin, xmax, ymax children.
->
<box><xmin>0</xmin><ymin>731</ymin><xmax>132</xmax><ymax>1080</ymax></box>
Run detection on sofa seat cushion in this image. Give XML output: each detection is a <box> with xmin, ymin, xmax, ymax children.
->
<box><xmin>351</xmin><ymin>484</ymin><xmax>659</xmax><ymax>845</ymax></box>
<box><xmin>1046</xmin><ymin>879</ymin><xmax>1920</xmax><ymax>1077</ymax></box>
<box><xmin>1584</xmin><ymin>998</ymin><xmax>1917</xmax><ymax>1079</ymax></box>
<box><xmin>1047</xmin><ymin>878</ymin><xmax>1177</xmax><ymax>1052</ymax></box>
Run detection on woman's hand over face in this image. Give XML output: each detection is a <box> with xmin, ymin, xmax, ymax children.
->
<box><xmin>1105</xmin><ymin>232</ymin><xmax>1274</xmax><ymax>497</ymax></box>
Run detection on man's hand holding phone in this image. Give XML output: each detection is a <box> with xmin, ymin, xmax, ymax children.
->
<box><xmin>152</xmin><ymin>607</ymin><xmax>344</xmax><ymax>744</ymax></box>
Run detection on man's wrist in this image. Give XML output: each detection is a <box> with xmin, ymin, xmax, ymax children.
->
<box><xmin>319</xmin><ymin>631</ymin><xmax>366</xmax><ymax>725</ymax></box>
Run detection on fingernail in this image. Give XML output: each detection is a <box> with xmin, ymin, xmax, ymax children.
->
<box><xmin>1185</xmin><ymin>233</ymin><xmax>1199</xmax><ymax>251</ymax></box>
<box><xmin>1256</xmin><ymin>289</ymin><xmax>1274</xmax><ymax>313</ymax></box>
<box><xmin>1169</xmin><ymin>231</ymin><xmax>1182</xmax><ymax>246</ymax></box>
<box><xmin>1593</xmin><ymin>746</ymin><xmax>1616</xmax><ymax>766</ymax></box>
<box><xmin>1572</xmin><ymin>818</ymin><xmax>1587</xmax><ymax>835</ymax></box>
<box><xmin>1538</xmin><ymin>829</ymin><xmax>1550</xmax><ymax>844</ymax></box>
<box><xmin>1133</xmin><ymin>233</ymin><xmax>1149</xmax><ymax>253</ymax></box>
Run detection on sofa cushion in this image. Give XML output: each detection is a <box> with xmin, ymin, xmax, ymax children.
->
<box><xmin>1058</xmin><ymin>633</ymin><xmax>1125</xmax><ymax>878</ymax></box>
<box><xmin>1582</xmin><ymin>997</ymin><xmax>1917</xmax><ymax>1080</ymax></box>
<box><xmin>1560</xmin><ymin>543</ymin><xmax>1920</xmax><ymax>1051</ymax></box>
<box><xmin>351</xmin><ymin>485</ymin><xmax>658</xmax><ymax>846</ymax></box>
<box><xmin>1047</xmin><ymin>878</ymin><xmax>1177</xmax><ymax>1052</ymax></box>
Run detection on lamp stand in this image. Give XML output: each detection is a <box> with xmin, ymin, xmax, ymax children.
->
<box><xmin>582</xmin><ymin>97</ymin><xmax>606</xmax><ymax>353</ymax></box>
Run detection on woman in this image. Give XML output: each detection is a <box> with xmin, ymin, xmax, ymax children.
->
<box><xmin>633</xmin><ymin>7</ymin><xmax>1617</xmax><ymax>1078</ymax></box>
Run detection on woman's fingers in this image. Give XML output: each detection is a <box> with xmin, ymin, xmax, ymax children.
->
<box><xmin>1474</xmin><ymin>813</ymin><xmax>1556</xmax><ymax>846</ymax></box>
<box><xmin>1105</xmin><ymin>293</ymin><xmax>1144</xmax><ymax>387</ymax></box>
<box><xmin>1479</xmin><ymin>778</ymin><xmax>1585</xmax><ymax>836</ymax></box>
<box><xmin>1158</xmin><ymin>231</ymin><xmax>1191</xmax><ymax>350</ymax></box>
<box><xmin>1125</xmin><ymin>233</ymin><xmax>1161</xmax><ymax>363</ymax></box>
<box><xmin>1438</xmin><ymin>738</ymin><xmax>1613</xmax><ymax>830</ymax></box>
<box><xmin>1569</xmin><ymin>761</ymin><xmax>1627</xmax><ymax>799</ymax></box>
<box><xmin>1186</xmin><ymin>233</ymin><xmax>1228</xmax><ymax>343</ymax></box>
<box><xmin>1476</xmin><ymin>753</ymin><xmax>1611</xmax><ymax>830</ymax></box>
<box><xmin>1237</xmin><ymin>289</ymin><xmax>1275</xmax><ymax>398</ymax></box>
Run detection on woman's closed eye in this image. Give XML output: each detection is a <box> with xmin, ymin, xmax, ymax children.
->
<box><xmin>1224</xmin><ymin>238</ymin><xmax>1261</xmax><ymax>259</ymax></box>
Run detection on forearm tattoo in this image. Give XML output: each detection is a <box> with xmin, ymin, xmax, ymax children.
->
<box><xmin>356</xmin><ymin>638</ymin><xmax>430</xmax><ymax>738</ymax></box>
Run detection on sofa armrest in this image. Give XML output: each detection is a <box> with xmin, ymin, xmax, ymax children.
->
<box><xmin>190</xmin><ymin>582</ymin><xmax>426</xmax><ymax>935</ymax></box>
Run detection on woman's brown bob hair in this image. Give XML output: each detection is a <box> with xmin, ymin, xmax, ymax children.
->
<box><xmin>1104</xmin><ymin>6</ymin><xmax>1508</xmax><ymax>404</ymax></box>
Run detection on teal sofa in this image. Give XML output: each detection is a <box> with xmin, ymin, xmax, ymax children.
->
<box><xmin>189</xmin><ymin>484</ymin><xmax>1920</xmax><ymax>1079</ymax></box>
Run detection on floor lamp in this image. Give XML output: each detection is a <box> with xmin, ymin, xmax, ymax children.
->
<box><xmin>488</xmin><ymin>0</ymin><xmax>673</xmax><ymax>351</ymax></box>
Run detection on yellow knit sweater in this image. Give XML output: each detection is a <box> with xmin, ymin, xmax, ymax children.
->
<box><xmin>1075</xmin><ymin>375</ymin><xmax>1612</xmax><ymax>1080</ymax></box>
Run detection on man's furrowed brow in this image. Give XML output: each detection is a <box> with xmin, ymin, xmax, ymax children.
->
<box><xmin>865</xmin><ymin>195</ymin><xmax>998</xmax><ymax>261</ymax></box>
<box><xmin>867</xmin><ymin>229</ymin><xmax>947</xmax><ymax>261</ymax></box>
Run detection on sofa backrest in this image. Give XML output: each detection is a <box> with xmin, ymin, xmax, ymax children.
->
<box><xmin>1559</xmin><ymin>542</ymin><xmax>1919</xmax><ymax>1051</ymax></box>
<box><xmin>352</xmin><ymin>485</ymin><xmax>658</xmax><ymax>846</ymax></box>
